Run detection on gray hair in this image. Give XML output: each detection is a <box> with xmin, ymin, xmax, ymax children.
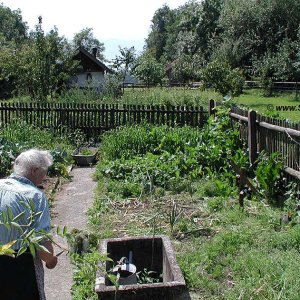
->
<box><xmin>13</xmin><ymin>149</ymin><xmax>53</xmax><ymax>177</ymax></box>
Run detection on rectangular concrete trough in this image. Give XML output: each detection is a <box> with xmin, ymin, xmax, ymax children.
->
<box><xmin>72</xmin><ymin>147</ymin><xmax>97</xmax><ymax>166</ymax></box>
<box><xmin>95</xmin><ymin>235</ymin><xmax>187</xmax><ymax>300</ymax></box>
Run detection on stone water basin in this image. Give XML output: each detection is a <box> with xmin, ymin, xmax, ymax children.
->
<box><xmin>95</xmin><ymin>235</ymin><xmax>187</xmax><ymax>300</ymax></box>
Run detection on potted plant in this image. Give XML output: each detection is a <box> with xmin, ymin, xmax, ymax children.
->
<box><xmin>72</xmin><ymin>147</ymin><xmax>98</xmax><ymax>166</ymax></box>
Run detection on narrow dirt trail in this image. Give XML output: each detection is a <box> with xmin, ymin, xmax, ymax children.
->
<box><xmin>44</xmin><ymin>166</ymin><xmax>97</xmax><ymax>300</ymax></box>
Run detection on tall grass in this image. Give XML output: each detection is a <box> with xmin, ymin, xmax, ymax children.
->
<box><xmin>178</xmin><ymin>202</ymin><xmax>300</xmax><ymax>299</ymax></box>
<box><xmin>4</xmin><ymin>87</ymin><xmax>221</xmax><ymax>107</ymax></box>
<box><xmin>120</xmin><ymin>87</ymin><xmax>220</xmax><ymax>106</ymax></box>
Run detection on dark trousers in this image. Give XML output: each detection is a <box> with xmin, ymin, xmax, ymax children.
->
<box><xmin>0</xmin><ymin>252</ymin><xmax>40</xmax><ymax>300</ymax></box>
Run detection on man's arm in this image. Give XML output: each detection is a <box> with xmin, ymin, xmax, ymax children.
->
<box><xmin>37</xmin><ymin>239</ymin><xmax>58</xmax><ymax>269</ymax></box>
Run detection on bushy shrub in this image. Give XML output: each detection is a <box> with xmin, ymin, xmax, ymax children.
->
<box><xmin>99</xmin><ymin>124</ymin><xmax>201</xmax><ymax>161</ymax></box>
<box><xmin>254</xmin><ymin>151</ymin><xmax>284</xmax><ymax>203</ymax></box>
<box><xmin>98</xmin><ymin>110</ymin><xmax>244</xmax><ymax>195</ymax></box>
<box><xmin>102</xmin><ymin>73</ymin><xmax>122</xmax><ymax>99</ymax></box>
<box><xmin>0</xmin><ymin>121</ymin><xmax>75</xmax><ymax>177</ymax></box>
<box><xmin>202</xmin><ymin>60</ymin><xmax>245</xmax><ymax>97</ymax></box>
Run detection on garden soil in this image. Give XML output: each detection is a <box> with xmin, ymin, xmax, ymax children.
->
<box><xmin>44</xmin><ymin>166</ymin><xmax>97</xmax><ymax>300</ymax></box>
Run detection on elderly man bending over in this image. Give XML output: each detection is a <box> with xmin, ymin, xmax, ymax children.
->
<box><xmin>0</xmin><ymin>149</ymin><xmax>58</xmax><ymax>300</ymax></box>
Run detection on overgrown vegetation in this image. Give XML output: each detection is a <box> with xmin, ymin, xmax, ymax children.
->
<box><xmin>71</xmin><ymin>109</ymin><xmax>298</xmax><ymax>299</ymax></box>
<box><xmin>0</xmin><ymin>120</ymin><xmax>77</xmax><ymax>177</ymax></box>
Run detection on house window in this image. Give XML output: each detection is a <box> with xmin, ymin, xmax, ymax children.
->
<box><xmin>86</xmin><ymin>73</ymin><xmax>93</xmax><ymax>82</ymax></box>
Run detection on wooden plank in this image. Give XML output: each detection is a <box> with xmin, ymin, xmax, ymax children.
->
<box><xmin>259</xmin><ymin>121</ymin><xmax>300</xmax><ymax>137</ymax></box>
<box><xmin>284</xmin><ymin>167</ymin><xmax>300</xmax><ymax>181</ymax></box>
<box><xmin>230</xmin><ymin>112</ymin><xmax>248</xmax><ymax>122</ymax></box>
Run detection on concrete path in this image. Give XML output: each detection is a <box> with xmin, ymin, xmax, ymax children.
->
<box><xmin>44</xmin><ymin>166</ymin><xmax>97</xmax><ymax>300</ymax></box>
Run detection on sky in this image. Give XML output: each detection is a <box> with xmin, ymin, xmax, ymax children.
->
<box><xmin>1</xmin><ymin>0</ymin><xmax>189</xmax><ymax>60</ymax></box>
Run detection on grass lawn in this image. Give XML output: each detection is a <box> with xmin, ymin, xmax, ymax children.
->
<box><xmin>84</xmin><ymin>179</ymin><xmax>300</xmax><ymax>300</ymax></box>
<box><xmin>233</xmin><ymin>89</ymin><xmax>300</xmax><ymax>123</ymax></box>
<box><xmin>70</xmin><ymin>121</ymin><xmax>300</xmax><ymax>300</ymax></box>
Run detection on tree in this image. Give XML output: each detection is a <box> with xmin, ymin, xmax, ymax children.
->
<box><xmin>202</xmin><ymin>60</ymin><xmax>245</xmax><ymax>96</ymax></box>
<box><xmin>0</xmin><ymin>3</ymin><xmax>28</xmax><ymax>98</ymax></box>
<box><xmin>252</xmin><ymin>37</ymin><xmax>300</xmax><ymax>96</ymax></box>
<box><xmin>171</xmin><ymin>53</ymin><xmax>203</xmax><ymax>84</ymax></box>
<box><xmin>146</xmin><ymin>5</ymin><xmax>173</xmax><ymax>61</ymax></box>
<box><xmin>163</xmin><ymin>1</ymin><xmax>204</xmax><ymax>61</ymax></box>
<box><xmin>216</xmin><ymin>0</ymin><xmax>300</xmax><ymax>67</ymax></box>
<box><xmin>133</xmin><ymin>53</ymin><xmax>165</xmax><ymax>87</ymax></box>
<box><xmin>0</xmin><ymin>3</ymin><xmax>27</xmax><ymax>45</ymax></box>
<box><xmin>145</xmin><ymin>0</ymin><xmax>222</xmax><ymax>64</ymax></box>
<box><xmin>198</xmin><ymin>0</ymin><xmax>223</xmax><ymax>54</ymax></box>
<box><xmin>72</xmin><ymin>28</ymin><xmax>105</xmax><ymax>61</ymax></box>
<box><xmin>112</xmin><ymin>46</ymin><xmax>136</xmax><ymax>81</ymax></box>
<box><xmin>0</xmin><ymin>18</ymin><xmax>77</xmax><ymax>101</ymax></box>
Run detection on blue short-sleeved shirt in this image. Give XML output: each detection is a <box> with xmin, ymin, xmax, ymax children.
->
<box><xmin>0</xmin><ymin>174</ymin><xmax>51</xmax><ymax>250</ymax></box>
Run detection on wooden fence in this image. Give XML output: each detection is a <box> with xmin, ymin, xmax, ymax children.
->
<box><xmin>245</xmin><ymin>81</ymin><xmax>300</xmax><ymax>92</ymax></box>
<box><xmin>209</xmin><ymin>100</ymin><xmax>300</xmax><ymax>181</ymax></box>
<box><xmin>0</xmin><ymin>103</ymin><xmax>207</xmax><ymax>138</ymax></box>
<box><xmin>2</xmin><ymin>101</ymin><xmax>299</xmax><ymax>180</ymax></box>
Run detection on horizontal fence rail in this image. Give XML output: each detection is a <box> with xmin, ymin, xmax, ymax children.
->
<box><xmin>0</xmin><ymin>103</ymin><xmax>207</xmax><ymax>137</ymax></box>
<box><xmin>209</xmin><ymin>101</ymin><xmax>300</xmax><ymax>181</ymax></box>
<box><xmin>245</xmin><ymin>81</ymin><xmax>300</xmax><ymax>92</ymax></box>
<box><xmin>208</xmin><ymin>100</ymin><xmax>300</xmax><ymax>182</ymax></box>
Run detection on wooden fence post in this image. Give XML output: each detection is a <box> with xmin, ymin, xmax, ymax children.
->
<box><xmin>209</xmin><ymin>99</ymin><xmax>215</xmax><ymax>116</ymax></box>
<box><xmin>248</xmin><ymin>110</ymin><xmax>257</xmax><ymax>165</ymax></box>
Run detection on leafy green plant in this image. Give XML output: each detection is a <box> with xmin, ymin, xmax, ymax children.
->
<box><xmin>0</xmin><ymin>121</ymin><xmax>75</xmax><ymax>177</ymax></box>
<box><xmin>48</xmin><ymin>147</ymin><xmax>72</xmax><ymax>177</ymax></box>
<box><xmin>165</xmin><ymin>200</ymin><xmax>183</xmax><ymax>234</ymax></box>
<box><xmin>98</xmin><ymin>108</ymin><xmax>244</xmax><ymax>198</ymax></box>
<box><xmin>107</xmin><ymin>180</ymin><xmax>142</xmax><ymax>198</ymax></box>
<box><xmin>71</xmin><ymin>251</ymin><xmax>112</xmax><ymax>300</ymax></box>
<box><xmin>136</xmin><ymin>268</ymin><xmax>163</xmax><ymax>284</ymax></box>
<box><xmin>78</xmin><ymin>148</ymin><xmax>94</xmax><ymax>155</ymax></box>
<box><xmin>0</xmin><ymin>199</ymin><xmax>55</xmax><ymax>257</ymax></box>
<box><xmin>254</xmin><ymin>151</ymin><xmax>284</xmax><ymax>203</ymax></box>
<box><xmin>0</xmin><ymin>137</ymin><xmax>20</xmax><ymax>177</ymax></box>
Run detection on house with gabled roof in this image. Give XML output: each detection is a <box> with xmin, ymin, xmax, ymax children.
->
<box><xmin>70</xmin><ymin>46</ymin><xmax>113</xmax><ymax>89</ymax></box>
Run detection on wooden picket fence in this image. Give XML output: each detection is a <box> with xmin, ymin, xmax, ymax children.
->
<box><xmin>1</xmin><ymin>101</ymin><xmax>299</xmax><ymax>180</ymax></box>
<box><xmin>0</xmin><ymin>102</ymin><xmax>207</xmax><ymax>138</ymax></box>
<box><xmin>209</xmin><ymin>100</ymin><xmax>300</xmax><ymax>181</ymax></box>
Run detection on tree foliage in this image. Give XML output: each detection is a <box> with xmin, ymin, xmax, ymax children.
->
<box><xmin>144</xmin><ymin>0</ymin><xmax>300</xmax><ymax>87</ymax></box>
<box><xmin>202</xmin><ymin>60</ymin><xmax>245</xmax><ymax>96</ymax></box>
<box><xmin>112</xmin><ymin>46</ymin><xmax>136</xmax><ymax>81</ymax></box>
<box><xmin>133</xmin><ymin>53</ymin><xmax>165</xmax><ymax>87</ymax></box>
<box><xmin>0</xmin><ymin>3</ymin><xmax>27</xmax><ymax>45</ymax></box>
<box><xmin>72</xmin><ymin>28</ymin><xmax>105</xmax><ymax>61</ymax></box>
<box><xmin>146</xmin><ymin>5</ymin><xmax>173</xmax><ymax>62</ymax></box>
<box><xmin>0</xmin><ymin>18</ymin><xmax>77</xmax><ymax>101</ymax></box>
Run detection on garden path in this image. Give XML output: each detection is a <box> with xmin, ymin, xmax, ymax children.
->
<box><xmin>44</xmin><ymin>166</ymin><xmax>97</xmax><ymax>300</ymax></box>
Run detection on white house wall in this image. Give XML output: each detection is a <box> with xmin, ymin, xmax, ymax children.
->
<box><xmin>70</xmin><ymin>72</ymin><xmax>105</xmax><ymax>88</ymax></box>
